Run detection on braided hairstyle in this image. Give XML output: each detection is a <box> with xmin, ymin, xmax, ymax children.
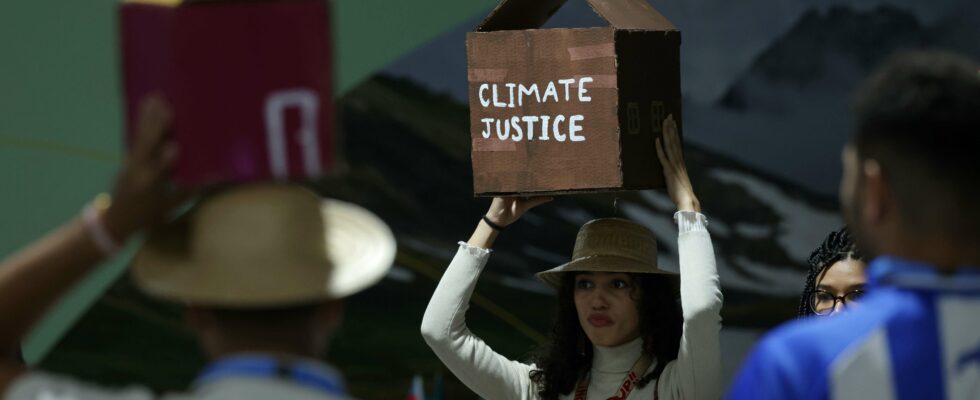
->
<box><xmin>797</xmin><ymin>227</ymin><xmax>864</xmax><ymax>317</ymax></box>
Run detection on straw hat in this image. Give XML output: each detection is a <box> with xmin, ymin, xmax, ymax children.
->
<box><xmin>132</xmin><ymin>183</ymin><xmax>396</xmax><ymax>308</ymax></box>
<box><xmin>535</xmin><ymin>218</ymin><xmax>679</xmax><ymax>290</ymax></box>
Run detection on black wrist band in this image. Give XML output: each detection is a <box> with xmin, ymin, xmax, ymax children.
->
<box><xmin>482</xmin><ymin>215</ymin><xmax>506</xmax><ymax>231</ymax></box>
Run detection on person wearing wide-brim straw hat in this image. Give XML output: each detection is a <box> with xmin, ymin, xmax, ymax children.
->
<box><xmin>534</xmin><ymin>217</ymin><xmax>680</xmax><ymax>292</ymax></box>
<box><xmin>0</xmin><ymin>96</ymin><xmax>395</xmax><ymax>400</ymax></box>
<box><xmin>132</xmin><ymin>183</ymin><xmax>395</xmax><ymax>308</ymax></box>
<box><xmin>422</xmin><ymin>114</ymin><xmax>723</xmax><ymax>400</ymax></box>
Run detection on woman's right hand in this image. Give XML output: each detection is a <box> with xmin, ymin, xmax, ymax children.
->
<box><xmin>484</xmin><ymin>196</ymin><xmax>553</xmax><ymax>228</ymax></box>
<box><xmin>468</xmin><ymin>196</ymin><xmax>551</xmax><ymax>250</ymax></box>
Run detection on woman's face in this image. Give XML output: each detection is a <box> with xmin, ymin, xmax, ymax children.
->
<box><xmin>812</xmin><ymin>258</ymin><xmax>868</xmax><ymax>315</ymax></box>
<box><xmin>573</xmin><ymin>272</ymin><xmax>641</xmax><ymax>347</ymax></box>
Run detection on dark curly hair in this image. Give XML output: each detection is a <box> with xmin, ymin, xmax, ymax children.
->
<box><xmin>529</xmin><ymin>272</ymin><xmax>683</xmax><ymax>399</ymax></box>
<box><xmin>797</xmin><ymin>227</ymin><xmax>864</xmax><ymax>317</ymax></box>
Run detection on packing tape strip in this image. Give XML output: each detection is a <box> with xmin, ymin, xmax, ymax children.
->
<box><xmin>468</xmin><ymin>68</ymin><xmax>509</xmax><ymax>82</ymax></box>
<box><xmin>472</xmin><ymin>137</ymin><xmax>518</xmax><ymax>152</ymax></box>
<box><xmin>567</xmin><ymin>43</ymin><xmax>615</xmax><ymax>61</ymax></box>
<box><xmin>574</xmin><ymin>74</ymin><xmax>617</xmax><ymax>88</ymax></box>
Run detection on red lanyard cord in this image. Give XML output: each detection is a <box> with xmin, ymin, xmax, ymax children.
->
<box><xmin>574</xmin><ymin>354</ymin><xmax>653</xmax><ymax>400</ymax></box>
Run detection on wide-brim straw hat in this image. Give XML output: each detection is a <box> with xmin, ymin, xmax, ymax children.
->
<box><xmin>535</xmin><ymin>218</ymin><xmax>679</xmax><ymax>293</ymax></box>
<box><xmin>132</xmin><ymin>183</ymin><xmax>396</xmax><ymax>308</ymax></box>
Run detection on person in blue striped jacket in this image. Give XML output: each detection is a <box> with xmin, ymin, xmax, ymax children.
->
<box><xmin>728</xmin><ymin>50</ymin><xmax>980</xmax><ymax>400</ymax></box>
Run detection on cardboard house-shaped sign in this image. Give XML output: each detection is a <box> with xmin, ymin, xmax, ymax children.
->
<box><xmin>467</xmin><ymin>0</ymin><xmax>681</xmax><ymax>196</ymax></box>
<box><xmin>120</xmin><ymin>0</ymin><xmax>335</xmax><ymax>187</ymax></box>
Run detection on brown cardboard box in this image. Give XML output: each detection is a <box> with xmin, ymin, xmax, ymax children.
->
<box><xmin>467</xmin><ymin>0</ymin><xmax>681</xmax><ymax>196</ymax></box>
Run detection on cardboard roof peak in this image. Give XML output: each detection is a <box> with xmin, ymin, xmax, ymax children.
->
<box><xmin>475</xmin><ymin>0</ymin><xmax>676</xmax><ymax>32</ymax></box>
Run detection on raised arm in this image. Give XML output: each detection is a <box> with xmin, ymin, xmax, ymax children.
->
<box><xmin>420</xmin><ymin>197</ymin><xmax>549</xmax><ymax>400</ymax></box>
<box><xmin>655</xmin><ymin>115</ymin><xmax>724</xmax><ymax>400</ymax></box>
<box><xmin>0</xmin><ymin>96</ymin><xmax>185</xmax><ymax>392</ymax></box>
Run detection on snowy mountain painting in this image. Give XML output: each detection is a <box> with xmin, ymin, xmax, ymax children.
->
<box><xmin>41</xmin><ymin>1</ymin><xmax>980</xmax><ymax>397</ymax></box>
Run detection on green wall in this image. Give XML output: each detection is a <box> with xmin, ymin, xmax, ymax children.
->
<box><xmin>0</xmin><ymin>0</ymin><xmax>495</xmax><ymax>363</ymax></box>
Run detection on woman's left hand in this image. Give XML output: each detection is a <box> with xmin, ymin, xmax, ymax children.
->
<box><xmin>655</xmin><ymin>114</ymin><xmax>701</xmax><ymax>213</ymax></box>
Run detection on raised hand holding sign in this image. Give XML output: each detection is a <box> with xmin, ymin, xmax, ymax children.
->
<box><xmin>468</xmin><ymin>0</ymin><xmax>682</xmax><ymax>196</ymax></box>
<box><xmin>656</xmin><ymin>114</ymin><xmax>700</xmax><ymax>213</ymax></box>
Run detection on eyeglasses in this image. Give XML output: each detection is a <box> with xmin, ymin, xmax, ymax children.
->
<box><xmin>808</xmin><ymin>289</ymin><xmax>866</xmax><ymax>316</ymax></box>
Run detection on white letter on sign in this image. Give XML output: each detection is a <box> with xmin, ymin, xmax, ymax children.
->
<box><xmin>264</xmin><ymin>89</ymin><xmax>321</xmax><ymax>179</ymax></box>
<box><xmin>569</xmin><ymin>115</ymin><xmax>585</xmax><ymax>142</ymax></box>
<box><xmin>553</xmin><ymin>115</ymin><xmax>566</xmax><ymax>142</ymax></box>
<box><xmin>479</xmin><ymin>84</ymin><xmax>490</xmax><ymax>107</ymax></box>
<box><xmin>558</xmin><ymin>79</ymin><xmax>576</xmax><ymax>101</ymax></box>
<box><xmin>578</xmin><ymin>77</ymin><xmax>592</xmax><ymax>102</ymax></box>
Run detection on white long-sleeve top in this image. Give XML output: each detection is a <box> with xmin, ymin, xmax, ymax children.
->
<box><xmin>421</xmin><ymin>212</ymin><xmax>723</xmax><ymax>400</ymax></box>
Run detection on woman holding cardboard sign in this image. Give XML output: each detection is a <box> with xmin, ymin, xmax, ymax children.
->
<box><xmin>422</xmin><ymin>115</ymin><xmax>722</xmax><ymax>400</ymax></box>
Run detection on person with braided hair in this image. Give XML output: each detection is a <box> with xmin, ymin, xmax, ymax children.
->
<box><xmin>728</xmin><ymin>51</ymin><xmax>980</xmax><ymax>400</ymax></box>
<box><xmin>797</xmin><ymin>227</ymin><xmax>867</xmax><ymax>318</ymax></box>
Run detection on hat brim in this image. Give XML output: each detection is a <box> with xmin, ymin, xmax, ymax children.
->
<box><xmin>132</xmin><ymin>198</ymin><xmax>396</xmax><ymax>307</ymax></box>
<box><xmin>535</xmin><ymin>255</ymin><xmax>679</xmax><ymax>294</ymax></box>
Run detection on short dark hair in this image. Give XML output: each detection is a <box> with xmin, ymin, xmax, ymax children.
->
<box><xmin>798</xmin><ymin>227</ymin><xmax>863</xmax><ymax>317</ymax></box>
<box><xmin>850</xmin><ymin>50</ymin><xmax>980</xmax><ymax>238</ymax></box>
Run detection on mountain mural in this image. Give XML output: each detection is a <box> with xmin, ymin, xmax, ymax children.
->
<box><xmin>35</xmin><ymin>2</ymin><xmax>980</xmax><ymax>397</ymax></box>
<box><xmin>680</xmin><ymin>3</ymin><xmax>980</xmax><ymax>194</ymax></box>
<box><xmin>718</xmin><ymin>4</ymin><xmax>979</xmax><ymax>113</ymax></box>
<box><xmin>337</xmin><ymin>74</ymin><xmax>842</xmax><ymax>319</ymax></box>
<box><xmin>35</xmin><ymin>74</ymin><xmax>840</xmax><ymax>397</ymax></box>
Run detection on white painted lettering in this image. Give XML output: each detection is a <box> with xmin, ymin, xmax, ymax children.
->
<box><xmin>543</xmin><ymin>82</ymin><xmax>559</xmax><ymax>102</ymax></box>
<box><xmin>578</xmin><ymin>77</ymin><xmax>592</xmax><ymax>102</ymax></box>
<box><xmin>480</xmin><ymin>117</ymin><xmax>494</xmax><ymax>138</ymax></box>
<box><xmin>569</xmin><ymin>115</ymin><xmax>585</xmax><ymax>141</ymax></box>
<box><xmin>264</xmin><ymin>88</ymin><xmax>321</xmax><ymax>178</ymax></box>
<box><xmin>522</xmin><ymin>116</ymin><xmax>539</xmax><ymax>140</ymax></box>
<box><xmin>479</xmin><ymin>84</ymin><xmax>490</xmax><ymax>108</ymax></box>
<box><xmin>553</xmin><ymin>115</ymin><xmax>566</xmax><ymax>142</ymax></box>
<box><xmin>492</xmin><ymin>85</ymin><xmax>507</xmax><ymax>108</ymax></box>
<box><xmin>510</xmin><ymin>116</ymin><xmax>523</xmax><ymax>141</ymax></box>
<box><xmin>518</xmin><ymin>84</ymin><xmax>540</xmax><ymax>106</ymax></box>
<box><xmin>558</xmin><ymin>79</ymin><xmax>575</xmax><ymax>101</ymax></box>
<box><xmin>539</xmin><ymin>115</ymin><xmax>551</xmax><ymax>140</ymax></box>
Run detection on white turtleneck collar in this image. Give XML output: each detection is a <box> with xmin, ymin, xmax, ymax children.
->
<box><xmin>591</xmin><ymin>336</ymin><xmax>645</xmax><ymax>374</ymax></box>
